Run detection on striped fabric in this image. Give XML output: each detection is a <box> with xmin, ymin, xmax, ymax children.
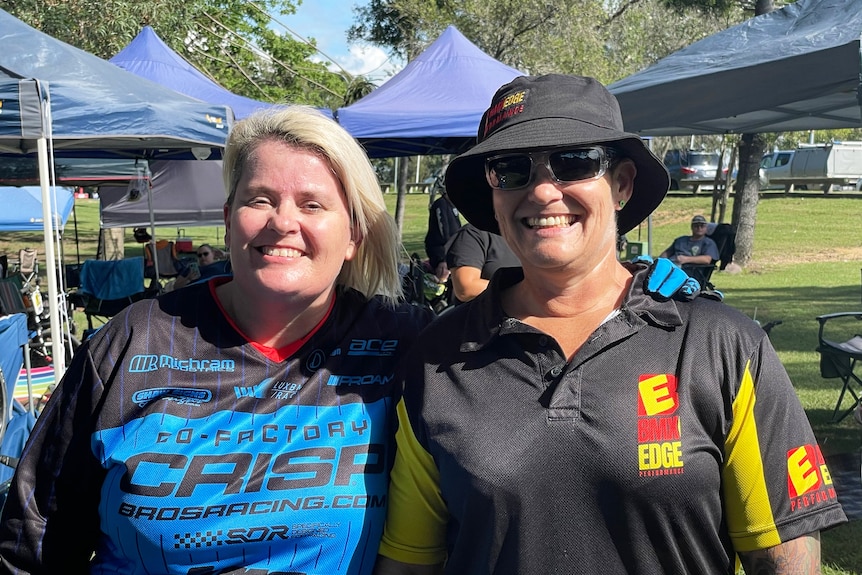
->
<box><xmin>14</xmin><ymin>365</ymin><xmax>54</xmax><ymax>406</ymax></box>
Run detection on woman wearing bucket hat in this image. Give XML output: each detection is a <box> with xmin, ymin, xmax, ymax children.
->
<box><xmin>374</xmin><ymin>75</ymin><xmax>845</xmax><ymax>575</ymax></box>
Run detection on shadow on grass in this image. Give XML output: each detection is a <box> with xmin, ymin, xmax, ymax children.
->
<box><xmin>822</xmin><ymin>446</ymin><xmax>862</xmax><ymax>573</ymax></box>
<box><xmin>804</xmin><ymin>408</ymin><xmax>861</xmax><ymax>456</ymax></box>
<box><xmin>823</xmin><ymin>517</ymin><xmax>862</xmax><ymax>575</ymax></box>
<box><xmin>726</xmin><ymin>284</ymin><xmax>860</xmax><ymax>353</ymax></box>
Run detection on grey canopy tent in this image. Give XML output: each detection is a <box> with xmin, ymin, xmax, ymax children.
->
<box><xmin>0</xmin><ymin>8</ymin><xmax>233</xmax><ymax>378</ymax></box>
<box><xmin>99</xmin><ymin>160</ymin><xmax>226</xmax><ymax>229</ymax></box>
<box><xmin>607</xmin><ymin>0</ymin><xmax>862</xmax><ymax>136</ymax></box>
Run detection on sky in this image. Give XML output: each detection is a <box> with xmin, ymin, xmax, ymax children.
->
<box><xmin>274</xmin><ymin>0</ymin><xmax>404</xmax><ymax>84</ymax></box>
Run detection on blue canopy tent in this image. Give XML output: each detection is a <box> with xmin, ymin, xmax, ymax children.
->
<box><xmin>110</xmin><ymin>26</ymin><xmax>334</xmax><ymax>121</ymax></box>
<box><xmin>0</xmin><ymin>186</ymin><xmax>74</xmax><ymax>232</ymax></box>
<box><xmin>335</xmin><ymin>26</ymin><xmax>523</xmax><ymax>158</ymax></box>
<box><xmin>110</xmin><ymin>26</ymin><xmax>275</xmax><ymax>121</ymax></box>
<box><xmin>0</xmin><ymin>8</ymin><xmax>231</xmax><ymax>161</ymax></box>
<box><xmin>0</xmin><ymin>7</ymin><xmax>233</xmax><ymax>377</ymax></box>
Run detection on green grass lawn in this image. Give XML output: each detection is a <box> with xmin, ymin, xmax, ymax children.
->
<box><xmin>2</xmin><ymin>191</ymin><xmax>861</xmax><ymax>573</ymax></box>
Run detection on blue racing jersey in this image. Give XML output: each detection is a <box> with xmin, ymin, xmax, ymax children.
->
<box><xmin>0</xmin><ymin>280</ymin><xmax>432</xmax><ymax>575</ymax></box>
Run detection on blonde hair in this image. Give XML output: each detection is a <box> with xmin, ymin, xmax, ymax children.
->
<box><xmin>222</xmin><ymin>106</ymin><xmax>401</xmax><ymax>305</ymax></box>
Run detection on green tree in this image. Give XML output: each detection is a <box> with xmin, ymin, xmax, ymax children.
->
<box><xmin>349</xmin><ymin>0</ymin><xmax>745</xmax><ymax>83</ymax></box>
<box><xmin>348</xmin><ymin>0</ymin><xmax>747</xmax><ymax>237</ymax></box>
<box><xmin>1</xmin><ymin>0</ymin><xmax>350</xmax><ymax>109</ymax></box>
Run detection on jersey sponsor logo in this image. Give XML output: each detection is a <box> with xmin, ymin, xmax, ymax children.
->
<box><xmin>154</xmin><ymin>419</ymin><xmax>371</xmax><ymax>449</ymax></box>
<box><xmin>637</xmin><ymin>373</ymin><xmax>678</xmax><ymax>417</ymax></box>
<box><xmin>306</xmin><ymin>348</ymin><xmax>327</xmax><ymax>370</ymax></box>
<box><xmin>119</xmin><ymin>494</ymin><xmax>386</xmax><ymax>523</ymax></box>
<box><xmin>132</xmin><ymin>387</ymin><xmax>212</xmax><ymax>407</ymax></box>
<box><xmin>129</xmin><ymin>354</ymin><xmax>236</xmax><ymax>373</ymax></box>
<box><xmin>637</xmin><ymin>374</ymin><xmax>684</xmax><ymax>476</ymax></box>
<box><xmin>234</xmin><ymin>378</ymin><xmax>304</xmax><ymax>400</ymax></box>
<box><xmin>119</xmin><ymin>444</ymin><xmax>384</xmax><ymax>498</ymax></box>
<box><xmin>347</xmin><ymin>338</ymin><xmax>398</xmax><ymax>356</ymax></box>
<box><xmin>326</xmin><ymin>373</ymin><xmax>394</xmax><ymax>387</ymax></box>
<box><xmin>787</xmin><ymin>443</ymin><xmax>838</xmax><ymax>510</ymax></box>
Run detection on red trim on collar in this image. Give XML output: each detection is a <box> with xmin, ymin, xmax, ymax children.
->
<box><xmin>210</xmin><ymin>278</ymin><xmax>335</xmax><ymax>362</ymax></box>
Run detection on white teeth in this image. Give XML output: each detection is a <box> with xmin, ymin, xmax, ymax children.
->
<box><xmin>526</xmin><ymin>216</ymin><xmax>575</xmax><ymax>228</ymax></box>
<box><xmin>262</xmin><ymin>246</ymin><xmax>302</xmax><ymax>258</ymax></box>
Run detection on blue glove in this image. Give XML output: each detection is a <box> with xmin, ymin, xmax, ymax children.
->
<box><xmin>633</xmin><ymin>255</ymin><xmax>701</xmax><ymax>300</ymax></box>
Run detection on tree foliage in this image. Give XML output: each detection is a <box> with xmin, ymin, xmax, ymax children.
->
<box><xmin>349</xmin><ymin>0</ymin><xmax>746</xmax><ymax>85</ymax></box>
<box><xmin>1</xmin><ymin>0</ymin><xmax>352</xmax><ymax>109</ymax></box>
<box><xmin>351</xmin><ymin>0</ymin><xmax>862</xmax><ymax>265</ymax></box>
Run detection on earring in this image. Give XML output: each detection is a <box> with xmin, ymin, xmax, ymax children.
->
<box><xmin>619</xmin><ymin>200</ymin><xmax>626</xmax><ymax>207</ymax></box>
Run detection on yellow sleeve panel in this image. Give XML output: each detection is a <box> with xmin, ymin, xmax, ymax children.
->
<box><xmin>378</xmin><ymin>398</ymin><xmax>449</xmax><ymax>565</ymax></box>
<box><xmin>723</xmin><ymin>360</ymin><xmax>782</xmax><ymax>552</ymax></box>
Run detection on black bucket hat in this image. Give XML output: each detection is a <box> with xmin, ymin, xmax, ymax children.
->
<box><xmin>444</xmin><ymin>74</ymin><xmax>669</xmax><ymax>235</ymax></box>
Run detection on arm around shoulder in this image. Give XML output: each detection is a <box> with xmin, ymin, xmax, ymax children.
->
<box><xmin>738</xmin><ymin>532</ymin><xmax>823</xmax><ymax>575</ymax></box>
<box><xmin>373</xmin><ymin>555</ymin><xmax>444</xmax><ymax>575</ymax></box>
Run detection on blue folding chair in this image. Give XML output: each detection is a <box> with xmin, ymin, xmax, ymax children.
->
<box><xmin>0</xmin><ymin>313</ymin><xmax>37</xmax><ymax>486</ymax></box>
<box><xmin>76</xmin><ymin>257</ymin><xmax>154</xmax><ymax>333</ymax></box>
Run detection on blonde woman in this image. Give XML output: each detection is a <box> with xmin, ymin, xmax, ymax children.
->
<box><xmin>0</xmin><ymin>106</ymin><xmax>433</xmax><ymax>575</ymax></box>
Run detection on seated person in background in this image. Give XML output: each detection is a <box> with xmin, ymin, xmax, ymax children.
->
<box><xmin>171</xmin><ymin>243</ymin><xmax>229</xmax><ymax>290</ymax></box>
<box><xmin>424</xmin><ymin>188</ymin><xmax>462</xmax><ymax>282</ymax></box>
<box><xmin>195</xmin><ymin>243</ymin><xmax>221</xmax><ymax>268</ymax></box>
<box><xmin>446</xmin><ymin>223</ymin><xmax>520</xmax><ymax>303</ymax></box>
<box><xmin>659</xmin><ymin>214</ymin><xmax>720</xmax><ymax>266</ymax></box>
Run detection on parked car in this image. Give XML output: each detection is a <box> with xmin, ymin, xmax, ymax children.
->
<box><xmin>663</xmin><ymin>149</ymin><xmax>729</xmax><ymax>191</ymax></box>
<box><xmin>760</xmin><ymin>142</ymin><xmax>862</xmax><ymax>192</ymax></box>
<box><xmin>759</xmin><ymin>150</ymin><xmax>794</xmax><ymax>189</ymax></box>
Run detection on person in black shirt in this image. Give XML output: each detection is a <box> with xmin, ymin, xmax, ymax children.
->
<box><xmin>424</xmin><ymin>188</ymin><xmax>462</xmax><ymax>281</ymax></box>
<box><xmin>374</xmin><ymin>74</ymin><xmax>845</xmax><ymax>575</ymax></box>
<box><xmin>446</xmin><ymin>223</ymin><xmax>519</xmax><ymax>303</ymax></box>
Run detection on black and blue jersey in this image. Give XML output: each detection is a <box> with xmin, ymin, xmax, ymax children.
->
<box><xmin>0</xmin><ymin>280</ymin><xmax>431</xmax><ymax>575</ymax></box>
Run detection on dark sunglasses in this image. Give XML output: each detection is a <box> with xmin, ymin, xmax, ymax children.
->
<box><xmin>197</xmin><ymin>252</ymin><xmax>211</xmax><ymax>258</ymax></box>
<box><xmin>485</xmin><ymin>146</ymin><xmax>617</xmax><ymax>191</ymax></box>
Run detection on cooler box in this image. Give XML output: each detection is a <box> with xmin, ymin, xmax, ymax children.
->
<box><xmin>176</xmin><ymin>229</ymin><xmax>193</xmax><ymax>253</ymax></box>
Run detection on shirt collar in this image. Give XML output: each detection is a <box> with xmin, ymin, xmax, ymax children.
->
<box><xmin>458</xmin><ymin>264</ymin><xmax>684</xmax><ymax>353</ymax></box>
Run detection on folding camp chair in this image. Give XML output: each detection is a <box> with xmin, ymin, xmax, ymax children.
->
<box><xmin>708</xmin><ymin>223</ymin><xmax>736</xmax><ymax>271</ymax></box>
<box><xmin>681</xmin><ymin>264</ymin><xmax>717</xmax><ymax>291</ymax></box>
<box><xmin>13</xmin><ymin>248</ymin><xmax>39</xmax><ymax>285</ymax></box>
<box><xmin>0</xmin><ymin>278</ymin><xmax>28</xmax><ymax>317</ymax></box>
<box><xmin>680</xmin><ymin>224</ymin><xmax>737</xmax><ymax>291</ymax></box>
<box><xmin>76</xmin><ymin>257</ymin><xmax>153</xmax><ymax>332</ymax></box>
<box><xmin>815</xmin><ymin>311</ymin><xmax>862</xmax><ymax>422</ymax></box>
<box><xmin>0</xmin><ymin>275</ymin><xmax>52</xmax><ymax>367</ymax></box>
<box><xmin>143</xmin><ymin>240</ymin><xmax>182</xmax><ymax>281</ymax></box>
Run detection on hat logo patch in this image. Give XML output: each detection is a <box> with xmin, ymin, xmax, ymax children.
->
<box><xmin>483</xmin><ymin>90</ymin><xmax>527</xmax><ymax>138</ymax></box>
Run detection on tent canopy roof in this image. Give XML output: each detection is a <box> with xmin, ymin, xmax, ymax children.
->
<box><xmin>0</xmin><ymin>8</ymin><xmax>232</xmax><ymax>159</ymax></box>
<box><xmin>0</xmin><ymin>186</ymin><xmax>75</xmax><ymax>232</ymax></box>
<box><xmin>608</xmin><ymin>0</ymin><xmax>862</xmax><ymax>136</ymax></box>
<box><xmin>336</xmin><ymin>26</ymin><xmax>524</xmax><ymax>157</ymax></box>
<box><xmin>110</xmin><ymin>26</ymin><xmax>276</xmax><ymax>121</ymax></box>
<box><xmin>99</xmin><ymin>160</ymin><xmax>226</xmax><ymax>229</ymax></box>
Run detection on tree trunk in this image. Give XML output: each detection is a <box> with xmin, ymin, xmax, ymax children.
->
<box><xmin>732</xmin><ymin>133</ymin><xmax>767</xmax><ymax>267</ymax></box>
<box><xmin>731</xmin><ymin>0</ymin><xmax>774</xmax><ymax>268</ymax></box>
